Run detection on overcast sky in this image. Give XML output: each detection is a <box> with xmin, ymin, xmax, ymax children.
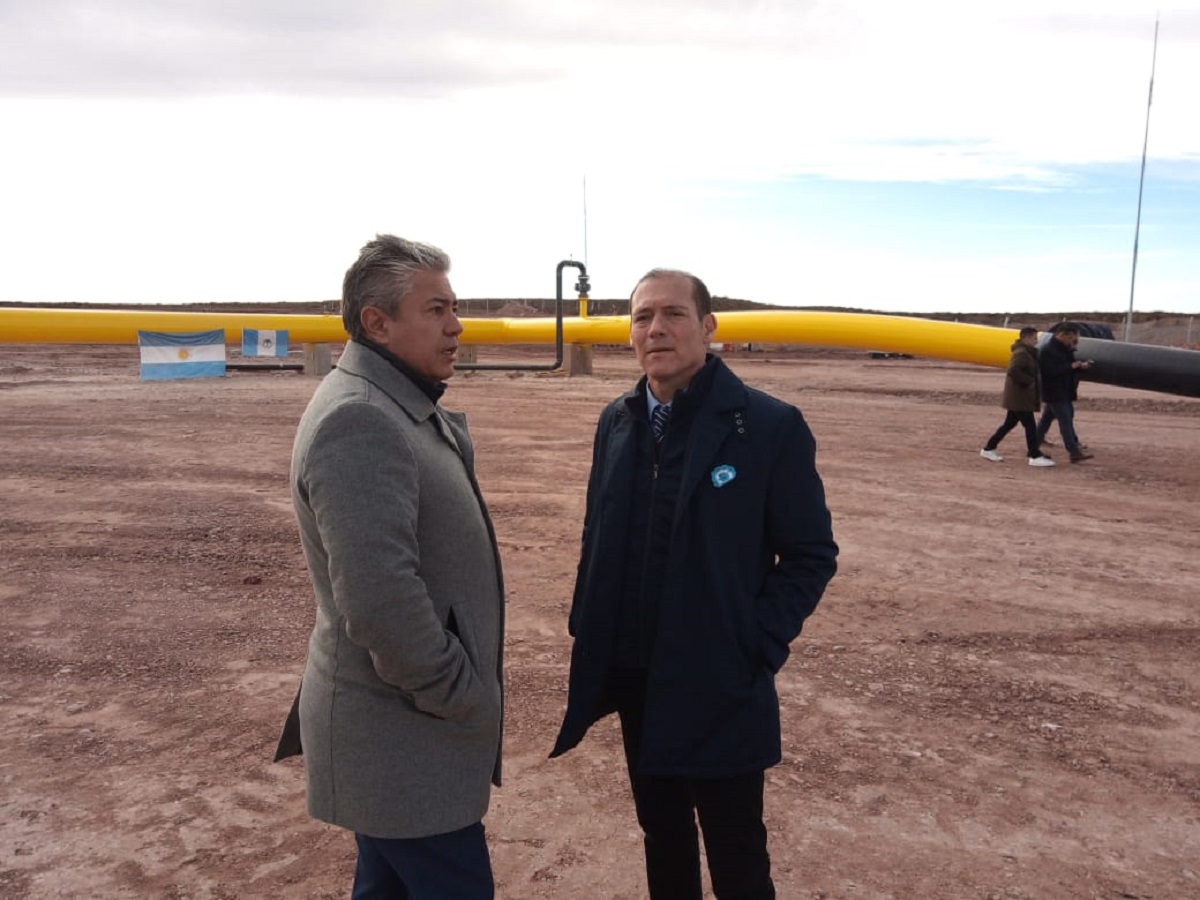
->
<box><xmin>2</xmin><ymin>0</ymin><xmax>1197</xmax><ymax>314</ymax></box>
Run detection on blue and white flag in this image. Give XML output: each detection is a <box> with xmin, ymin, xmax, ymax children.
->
<box><xmin>242</xmin><ymin>329</ymin><xmax>289</xmax><ymax>358</ymax></box>
<box><xmin>138</xmin><ymin>330</ymin><xmax>227</xmax><ymax>381</ymax></box>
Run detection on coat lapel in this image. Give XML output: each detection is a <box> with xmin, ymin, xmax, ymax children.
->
<box><xmin>672</xmin><ymin>361</ymin><xmax>746</xmax><ymax>534</ymax></box>
<box><xmin>433</xmin><ymin>409</ymin><xmax>468</xmax><ymax>462</ymax></box>
<box><xmin>338</xmin><ymin>342</ymin><xmax>466</xmax><ymax>458</ymax></box>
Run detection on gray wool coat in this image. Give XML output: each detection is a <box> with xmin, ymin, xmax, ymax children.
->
<box><xmin>285</xmin><ymin>340</ymin><xmax>504</xmax><ymax>839</ymax></box>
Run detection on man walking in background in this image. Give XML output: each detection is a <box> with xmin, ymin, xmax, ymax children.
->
<box><xmin>276</xmin><ymin>235</ymin><xmax>505</xmax><ymax>899</ymax></box>
<box><xmin>1036</xmin><ymin>323</ymin><xmax>1094</xmax><ymax>463</ymax></box>
<box><xmin>980</xmin><ymin>326</ymin><xmax>1056</xmax><ymax>467</ymax></box>
<box><xmin>551</xmin><ymin>268</ymin><xmax>838</xmax><ymax>899</ymax></box>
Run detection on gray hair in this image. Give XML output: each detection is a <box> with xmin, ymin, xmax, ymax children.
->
<box><xmin>630</xmin><ymin>268</ymin><xmax>713</xmax><ymax>318</ymax></box>
<box><xmin>342</xmin><ymin>234</ymin><xmax>451</xmax><ymax>340</ymax></box>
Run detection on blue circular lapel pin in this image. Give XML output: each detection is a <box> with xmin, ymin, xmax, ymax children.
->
<box><xmin>710</xmin><ymin>464</ymin><xmax>737</xmax><ymax>488</ymax></box>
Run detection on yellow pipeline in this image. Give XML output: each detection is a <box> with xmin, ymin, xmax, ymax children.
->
<box><xmin>0</xmin><ymin>307</ymin><xmax>1017</xmax><ymax>368</ymax></box>
<box><xmin>0</xmin><ymin>308</ymin><xmax>347</xmax><ymax>346</ymax></box>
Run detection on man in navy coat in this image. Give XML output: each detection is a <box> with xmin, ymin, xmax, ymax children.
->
<box><xmin>551</xmin><ymin>269</ymin><xmax>838</xmax><ymax>899</ymax></box>
<box><xmin>1035</xmin><ymin>322</ymin><xmax>1095</xmax><ymax>463</ymax></box>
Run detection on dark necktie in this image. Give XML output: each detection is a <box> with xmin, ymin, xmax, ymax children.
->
<box><xmin>651</xmin><ymin>403</ymin><xmax>672</xmax><ymax>443</ymax></box>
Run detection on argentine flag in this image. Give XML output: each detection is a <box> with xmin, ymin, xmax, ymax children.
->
<box><xmin>242</xmin><ymin>329</ymin><xmax>289</xmax><ymax>358</ymax></box>
<box><xmin>138</xmin><ymin>330</ymin><xmax>227</xmax><ymax>381</ymax></box>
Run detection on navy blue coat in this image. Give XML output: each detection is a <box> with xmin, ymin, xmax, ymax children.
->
<box><xmin>1040</xmin><ymin>336</ymin><xmax>1080</xmax><ymax>403</ymax></box>
<box><xmin>551</xmin><ymin>358</ymin><xmax>838</xmax><ymax>777</ymax></box>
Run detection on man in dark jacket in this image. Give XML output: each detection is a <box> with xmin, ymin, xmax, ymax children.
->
<box><xmin>1035</xmin><ymin>323</ymin><xmax>1094</xmax><ymax>462</ymax></box>
<box><xmin>980</xmin><ymin>327</ymin><xmax>1056</xmax><ymax>467</ymax></box>
<box><xmin>550</xmin><ymin>268</ymin><xmax>838</xmax><ymax>899</ymax></box>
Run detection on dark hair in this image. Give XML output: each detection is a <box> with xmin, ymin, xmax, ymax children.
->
<box><xmin>1018</xmin><ymin>326</ymin><xmax>1038</xmax><ymax>339</ymax></box>
<box><xmin>341</xmin><ymin>235</ymin><xmax>451</xmax><ymax>340</ymax></box>
<box><xmin>630</xmin><ymin>268</ymin><xmax>713</xmax><ymax>317</ymax></box>
<box><xmin>1051</xmin><ymin>321</ymin><xmax>1080</xmax><ymax>335</ymax></box>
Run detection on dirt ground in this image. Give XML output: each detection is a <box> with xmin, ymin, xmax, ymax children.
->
<box><xmin>1</xmin><ymin>343</ymin><xmax>1198</xmax><ymax>900</ymax></box>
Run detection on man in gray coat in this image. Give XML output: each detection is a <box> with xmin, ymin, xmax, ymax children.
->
<box><xmin>277</xmin><ymin>235</ymin><xmax>505</xmax><ymax>899</ymax></box>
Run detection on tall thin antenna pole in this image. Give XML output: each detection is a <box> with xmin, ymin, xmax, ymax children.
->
<box><xmin>1125</xmin><ymin>16</ymin><xmax>1159</xmax><ymax>343</ymax></box>
<box><xmin>582</xmin><ymin>175</ymin><xmax>589</xmax><ymax>264</ymax></box>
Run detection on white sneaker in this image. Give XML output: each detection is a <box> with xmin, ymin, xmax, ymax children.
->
<box><xmin>980</xmin><ymin>449</ymin><xmax>1003</xmax><ymax>462</ymax></box>
<box><xmin>1028</xmin><ymin>456</ymin><xmax>1056</xmax><ymax>467</ymax></box>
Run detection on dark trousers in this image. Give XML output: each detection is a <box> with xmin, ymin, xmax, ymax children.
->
<box><xmin>985</xmin><ymin>410</ymin><xmax>1040</xmax><ymax>458</ymax></box>
<box><xmin>610</xmin><ymin>669</ymin><xmax>775</xmax><ymax>900</ymax></box>
<box><xmin>351</xmin><ymin>824</ymin><xmax>494</xmax><ymax>900</ymax></box>
<box><xmin>1036</xmin><ymin>401</ymin><xmax>1083</xmax><ymax>456</ymax></box>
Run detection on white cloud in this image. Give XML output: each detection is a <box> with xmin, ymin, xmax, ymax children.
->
<box><xmin>0</xmin><ymin>1</ymin><xmax>1197</xmax><ymax>312</ymax></box>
